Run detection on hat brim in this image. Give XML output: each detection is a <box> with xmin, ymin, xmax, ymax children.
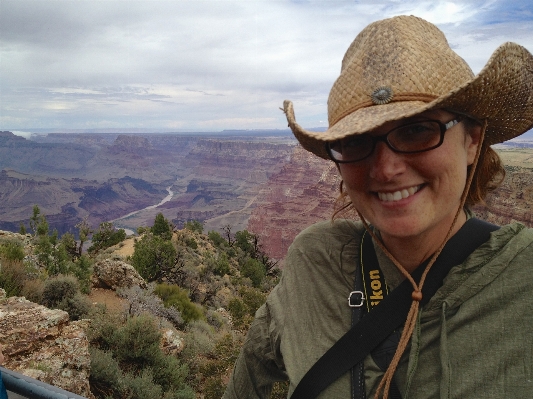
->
<box><xmin>284</xmin><ymin>42</ymin><xmax>533</xmax><ymax>160</ymax></box>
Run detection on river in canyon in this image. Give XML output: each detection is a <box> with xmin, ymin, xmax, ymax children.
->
<box><xmin>112</xmin><ymin>186</ymin><xmax>174</xmax><ymax>235</ymax></box>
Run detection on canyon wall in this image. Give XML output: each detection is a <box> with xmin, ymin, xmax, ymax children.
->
<box><xmin>248</xmin><ymin>147</ymin><xmax>533</xmax><ymax>265</ymax></box>
<box><xmin>0</xmin><ymin>169</ymin><xmax>167</xmax><ymax>235</ymax></box>
<box><xmin>0</xmin><ymin>131</ymin><xmax>296</xmax><ymax>235</ymax></box>
<box><xmin>1</xmin><ymin>130</ymin><xmax>531</xmax><ymax>259</ymax></box>
<box><xmin>247</xmin><ymin>146</ymin><xmax>341</xmax><ymax>263</ymax></box>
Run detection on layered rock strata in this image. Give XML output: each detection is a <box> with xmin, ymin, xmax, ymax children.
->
<box><xmin>247</xmin><ymin>146</ymin><xmax>341</xmax><ymax>264</ymax></box>
<box><xmin>0</xmin><ymin>289</ymin><xmax>93</xmax><ymax>398</ymax></box>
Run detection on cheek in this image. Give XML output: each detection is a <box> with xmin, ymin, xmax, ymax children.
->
<box><xmin>339</xmin><ymin>164</ymin><xmax>367</xmax><ymax>192</ymax></box>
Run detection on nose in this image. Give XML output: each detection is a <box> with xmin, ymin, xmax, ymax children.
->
<box><xmin>368</xmin><ymin>141</ymin><xmax>406</xmax><ymax>181</ymax></box>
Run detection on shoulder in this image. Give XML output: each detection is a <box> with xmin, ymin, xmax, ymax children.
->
<box><xmin>283</xmin><ymin>219</ymin><xmax>364</xmax><ymax>283</ymax></box>
<box><xmin>477</xmin><ymin>222</ymin><xmax>533</xmax><ymax>260</ymax></box>
<box><xmin>290</xmin><ymin>219</ymin><xmax>364</xmax><ymax>252</ymax></box>
<box><xmin>427</xmin><ymin>222</ymin><xmax>533</xmax><ymax>312</ymax></box>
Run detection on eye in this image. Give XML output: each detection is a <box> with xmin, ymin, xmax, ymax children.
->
<box><xmin>400</xmin><ymin>122</ymin><xmax>433</xmax><ymax>136</ymax></box>
<box><xmin>394</xmin><ymin>121</ymin><xmax>439</xmax><ymax>142</ymax></box>
<box><xmin>342</xmin><ymin>135</ymin><xmax>370</xmax><ymax>148</ymax></box>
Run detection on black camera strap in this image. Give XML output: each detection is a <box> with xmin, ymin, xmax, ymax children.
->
<box><xmin>291</xmin><ymin>218</ymin><xmax>499</xmax><ymax>399</ymax></box>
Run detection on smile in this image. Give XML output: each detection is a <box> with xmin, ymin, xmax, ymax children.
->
<box><xmin>377</xmin><ymin>185</ymin><xmax>421</xmax><ymax>202</ymax></box>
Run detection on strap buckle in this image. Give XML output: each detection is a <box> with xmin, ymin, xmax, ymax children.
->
<box><xmin>348</xmin><ymin>291</ymin><xmax>365</xmax><ymax>307</ymax></box>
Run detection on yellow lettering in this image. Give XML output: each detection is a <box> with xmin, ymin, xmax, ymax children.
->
<box><xmin>370</xmin><ymin>291</ymin><xmax>383</xmax><ymax>300</ymax></box>
<box><xmin>369</xmin><ymin>269</ymin><xmax>380</xmax><ymax>279</ymax></box>
<box><xmin>371</xmin><ymin>279</ymin><xmax>381</xmax><ymax>291</ymax></box>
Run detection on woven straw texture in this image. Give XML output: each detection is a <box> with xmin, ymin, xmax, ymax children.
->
<box><xmin>284</xmin><ymin>15</ymin><xmax>533</xmax><ymax>160</ymax></box>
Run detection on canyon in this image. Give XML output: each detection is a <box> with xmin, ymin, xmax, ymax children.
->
<box><xmin>0</xmin><ymin>130</ymin><xmax>532</xmax><ymax>264</ymax></box>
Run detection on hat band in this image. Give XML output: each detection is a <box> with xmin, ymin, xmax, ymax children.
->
<box><xmin>330</xmin><ymin>92</ymin><xmax>439</xmax><ymax>128</ymax></box>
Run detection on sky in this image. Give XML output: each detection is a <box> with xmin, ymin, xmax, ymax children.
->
<box><xmin>1</xmin><ymin>0</ymin><xmax>533</xmax><ymax>134</ymax></box>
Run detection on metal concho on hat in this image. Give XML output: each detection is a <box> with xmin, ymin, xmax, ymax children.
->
<box><xmin>371</xmin><ymin>86</ymin><xmax>393</xmax><ymax>105</ymax></box>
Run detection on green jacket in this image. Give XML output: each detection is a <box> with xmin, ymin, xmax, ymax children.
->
<box><xmin>223</xmin><ymin>220</ymin><xmax>533</xmax><ymax>398</ymax></box>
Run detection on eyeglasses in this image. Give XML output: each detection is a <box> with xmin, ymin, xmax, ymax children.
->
<box><xmin>326</xmin><ymin>118</ymin><xmax>462</xmax><ymax>163</ymax></box>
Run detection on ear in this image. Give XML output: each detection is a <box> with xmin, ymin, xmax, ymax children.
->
<box><xmin>466</xmin><ymin>124</ymin><xmax>482</xmax><ymax>165</ymax></box>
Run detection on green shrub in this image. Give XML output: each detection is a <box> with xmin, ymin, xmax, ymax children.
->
<box><xmin>122</xmin><ymin>369</ymin><xmax>163</xmax><ymax>399</ymax></box>
<box><xmin>240</xmin><ymin>257</ymin><xmax>266</xmax><ymax>288</ymax></box>
<box><xmin>0</xmin><ymin>241</ymin><xmax>25</xmax><ymax>261</ymax></box>
<box><xmin>89</xmin><ymin>348</ymin><xmax>123</xmax><ymax>398</ymax></box>
<box><xmin>35</xmin><ymin>234</ymin><xmax>68</xmax><ymax>275</ymax></box>
<box><xmin>60</xmin><ymin>293</ymin><xmax>91</xmax><ymax>320</ymax></box>
<box><xmin>206</xmin><ymin>310</ymin><xmax>225</xmax><ymax>330</ymax></box>
<box><xmin>88</xmin><ymin>222</ymin><xmax>126</xmax><ymax>254</ymax></box>
<box><xmin>207</xmin><ymin>231</ymin><xmax>225</xmax><ymax>247</ymax></box>
<box><xmin>88</xmin><ymin>311</ymin><xmax>194</xmax><ymax>399</ymax></box>
<box><xmin>227</xmin><ymin>287</ymin><xmax>266</xmax><ymax>329</ymax></box>
<box><xmin>87</xmin><ymin>307</ymin><xmax>121</xmax><ymax>351</ymax></box>
<box><xmin>152</xmin><ymin>213</ymin><xmax>173</xmax><ymax>240</ymax></box>
<box><xmin>0</xmin><ymin>259</ymin><xmax>27</xmax><ymax>297</ymax></box>
<box><xmin>239</xmin><ymin>286</ymin><xmax>267</xmax><ymax>315</ymax></box>
<box><xmin>214</xmin><ymin>252</ymin><xmax>230</xmax><ymax>277</ymax></box>
<box><xmin>203</xmin><ymin>377</ymin><xmax>226</xmax><ymax>399</ymax></box>
<box><xmin>182</xmin><ymin>320</ymin><xmax>216</xmax><ymax>360</ymax></box>
<box><xmin>154</xmin><ymin>284</ymin><xmax>203</xmax><ymax>324</ymax></box>
<box><xmin>235</xmin><ymin>230</ymin><xmax>255</xmax><ymax>255</ymax></box>
<box><xmin>184</xmin><ymin>220</ymin><xmax>203</xmax><ymax>234</ymax></box>
<box><xmin>227</xmin><ymin>297</ymin><xmax>249</xmax><ymax>329</ymax></box>
<box><xmin>70</xmin><ymin>255</ymin><xmax>92</xmax><ymax>294</ymax></box>
<box><xmin>40</xmin><ymin>275</ymin><xmax>90</xmax><ymax>320</ymax></box>
<box><xmin>131</xmin><ymin>234</ymin><xmax>177</xmax><ymax>281</ymax></box>
<box><xmin>21</xmin><ymin>278</ymin><xmax>45</xmax><ymax>303</ymax></box>
<box><xmin>41</xmin><ymin>275</ymin><xmax>78</xmax><ymax>308</ymax></box>
<box><xmin>113</xmin><ymin>315</ymin><xmax>161</xmax><ymax>367</ymax></box>
<box><xmin>162</xmin><ymin>386</ymin><xmax>196</xmax><ymax>399</ymax></box>
<box><xmin>151</xmin><ymin>353</ymin><xmax>190</xmax><ymax>392</ymax></box>
<box><xmin>184</xmin><ymin>237</ymin><xmax>197</xmax><ymax>249</ymax></box>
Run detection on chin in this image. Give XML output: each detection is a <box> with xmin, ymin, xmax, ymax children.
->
<box><xmin>372</xmin><ymin>217</ymin><xmax>426</xmax><ymax>239</ymax></box>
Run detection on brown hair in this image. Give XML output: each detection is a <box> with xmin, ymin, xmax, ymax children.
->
<box><xmin>332</xmin><ymin>119</ymin><xmax>506</xmax><ymax>218</ymax></box>
<box><xmin>463</xmin><ymin>118</ymin><xmax>506</xmax><ymax>207</ymax></box>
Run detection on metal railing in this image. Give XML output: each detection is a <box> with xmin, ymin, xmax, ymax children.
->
<box><xmin>1</xmin><ymin>367</ymin><xmax>88</xmax><ymax>399</ymax></box>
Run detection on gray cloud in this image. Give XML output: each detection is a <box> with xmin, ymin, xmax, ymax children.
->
<box><xmin>1</xmin><ymin>0</ymin><xmax>533</xmax><ymax>131</ymax></box>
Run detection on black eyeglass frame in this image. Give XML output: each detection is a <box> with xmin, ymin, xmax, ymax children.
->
<box><xmin>326</xmin><ymin>117</ymin><xmax>462</xmax><ymax>163</ymax></box>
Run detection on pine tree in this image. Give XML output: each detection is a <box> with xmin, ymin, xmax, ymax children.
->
<box><xmin>151</xmin><ymin>213</ymin><xmax>172</xmax><ymax>240</ymax></box>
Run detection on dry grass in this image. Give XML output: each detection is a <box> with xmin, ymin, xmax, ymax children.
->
<box><xmin>496</xmin><ymin>147</ymin><xmax>533</xmax><ymax>168</ymax></box>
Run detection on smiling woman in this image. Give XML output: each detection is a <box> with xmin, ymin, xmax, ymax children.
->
<box><xmin>223</xmin><ymin>15</ymin><xmax>533</xmax><ymax>399</ymax></box>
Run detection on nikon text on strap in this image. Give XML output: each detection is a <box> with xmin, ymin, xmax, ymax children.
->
<box><xmin>291</xmin><ymin>218</ymin><xmax>499</xmax><ymax>399</ymax></box>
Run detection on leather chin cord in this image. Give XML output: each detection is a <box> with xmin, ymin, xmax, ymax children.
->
<box><xmin>355</xmin><ymin>120</ymin><xmax>487</xmax><ymax>399</ymax></box>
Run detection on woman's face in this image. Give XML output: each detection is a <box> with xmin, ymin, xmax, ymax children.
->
<box><xmin>339</xmin><ymin>109</ymin><xmax>481</xmax><ymax>244</ymax></box>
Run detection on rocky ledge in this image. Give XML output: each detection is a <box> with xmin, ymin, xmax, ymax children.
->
<box><xmin>0</xmin><ymin>289</ymin><xmax>94</xmax><ymax>398</ymax></box>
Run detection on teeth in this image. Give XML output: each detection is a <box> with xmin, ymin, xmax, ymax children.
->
<box><xmin>378</xmin><ymin>186</ymin><xmax>420</xmax><ymax>202</ymax></box>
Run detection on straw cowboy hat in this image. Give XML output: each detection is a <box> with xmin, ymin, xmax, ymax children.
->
<box><xmin>283</xmin><ymin>15</ymin><xmax>533</xmax><ymax>160</ymax></box>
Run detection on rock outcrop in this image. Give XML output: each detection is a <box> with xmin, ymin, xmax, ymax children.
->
<box><xmin>0</xmin><ymin>289</ymin><xmax>94</xmax><ymax>398</ymax></box>
<box><xmin>92</xmin><ymin>259</ymin><xmax>147</xmax><ymax>290</ymax></box>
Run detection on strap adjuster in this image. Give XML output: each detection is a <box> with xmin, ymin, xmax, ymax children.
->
<box><xmin>348</xmin><ymin>291</ymin><xmax>365</xmax><ymax>307</ymax></box>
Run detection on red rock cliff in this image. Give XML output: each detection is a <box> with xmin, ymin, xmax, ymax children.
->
<box><xmin>247</xmin><ymin>146</ymin><xmax>341</xmax><ymax>264</ymax></box>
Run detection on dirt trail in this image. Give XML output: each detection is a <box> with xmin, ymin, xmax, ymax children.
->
<box><xmin>88</xmin><ymin>288</ymin><xmax>127</xmax><ymax>313</ymax></box>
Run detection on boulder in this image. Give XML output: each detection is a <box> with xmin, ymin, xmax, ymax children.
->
<box><xmin>92</xmin><ymin>259</ymin><xmax>147</xmax><ymax>290</ymax></box>
<box><xmin>160</xmin><ymin>328</ymin><xmax>184</xmax><ymax>356</ymax></box>
<box><xmin>0</xmin><ymin>289</ymin><xmax>94</xmax><ymax>398</ymax></box>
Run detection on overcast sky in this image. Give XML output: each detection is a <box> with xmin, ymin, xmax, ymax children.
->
<box><xmin>1</xmin><ymin>0</ymin><xmax>533</xmax><ymax>134</ymax></box>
